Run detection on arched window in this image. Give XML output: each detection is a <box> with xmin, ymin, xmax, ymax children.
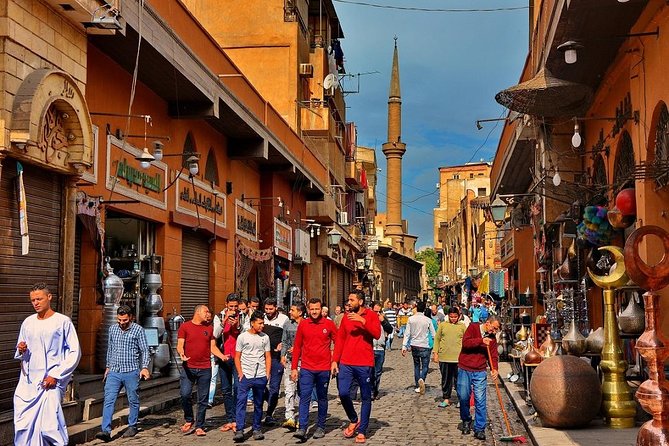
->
<box><xmin>592</xmin><ymin>155</ymin><xmax>607</xmax><ymax>187</ymax></box>
<box><xmin>204</xmin><ymin>147</ymin><xmax>219</xmax><ymax>186</ymax></box>
<box><xmin>654</xmin><ymin>103</ymin><xmax>669</xmax><ymax>188</ymax></box>
<box><xmin>183</xmin><ymin>132</ymin><xmax>196</xmax><ymax>169</ymax></box>
<box><xmin>614</xmin><ymin>131</ymin><xmax>635</xmax><ymax>191</ymax></box>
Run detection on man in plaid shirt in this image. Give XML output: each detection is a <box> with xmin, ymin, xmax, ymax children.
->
<box><xmin>96</xmin><ymin>305</ymin><xmax>150</xmax><ymax>441</ymax></box>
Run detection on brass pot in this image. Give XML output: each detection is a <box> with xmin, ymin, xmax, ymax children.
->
<box><xmin>524</xmin><ymin>347</ymin><xmax>543</xmax><ymax>365</ymax></box>
<box><xmin>618</xmin><ymin>294</ymin><xmax>645</xmax><ymax>334</ymax></box>
<box><xmin>516</xmin><ymin>325</ymin><xmax>528</xmax><ymax>341</ymax></box>
<box><xmin>585</xmin><ymin>327</ymin><xmax>604</xmax><ymax>354</ymax></box>
<box><xmin>562</xmin><ymin>320</ymin><xmax>587</xmax><ymax>356</ymax></box>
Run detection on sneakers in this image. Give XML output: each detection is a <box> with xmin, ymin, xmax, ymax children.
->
<box><xmin>233</xmin><ymin>430</ymin><xmax>245</xmax><ymax>442</ymax></box>
<box><xmin>473</xmin><ymin>430</ymin><xmax>486</xmax><ymax>440</ymax></box>
<box><xmin>414</xmin><ymin>387</ymin><xmax>421</xmax><ymax>393</ymax></box>
<box><xmin>252</xmin><ymin>430</ymin><xmax>265</xmax><ymax>440</ymax></box>
<box><xmin>122</xmin><ymin>426</ymin><xmax>138</xmax><ymax>438</ymax></box>
<box><xmin>418</xmin><ymin>378</ymin><xmax>425</xmax><ymax>395</ymax></box>
<box><xmin>263</xmin><ymin>416</ymin><xmax>277</xmax><ymax>426</ymax></box>
<box><xmin>95</xmin><ymin>431</ymin><xmax>112</xmax><ymax>442</ymax></box>
<box><xmin>282</xmin><ymin>418</ymin><xmax>297</xmax><ymax>429</ymax></box>
<box><xmin>293</xmin><ymin>429</ymin><xmax>307</xmax><ymax>441</ymax></box>
<box><xmin>313</xmin><ymin>427</ymin><xmax>326</xmax><ymax>439</ymax></box>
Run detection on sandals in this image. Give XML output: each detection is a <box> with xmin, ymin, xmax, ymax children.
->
<box><xmin>220</xmin><ymin>422</ymin><xmax>236</xmax><ymax>432</ymax></box>
<box><xmin>180</xmin><ymin>422</ymin><xmax>193</xmax><ymax>433</ymax></box>
<box><xmin>343</xmin><ymin>421</ymin><xmax>360</xmax><ymax>438</ymax></box>
<box><xmin>355</xmin><ymin>433</ymin><xmax>367</xmax><ymax>443</ymax></box>
<box><xmin>195</xmin><ymin>428</ymin><xmax>206</xmax><ymax>437</ymax></box>
<box><xmin>438</xmin><ymin>400</ymin><xmax>450</xmax><ymax>408</ymax></box>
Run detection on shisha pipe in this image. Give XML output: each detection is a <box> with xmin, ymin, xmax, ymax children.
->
<box><xmin>624</xmin><ymin>226</ymin><xmax>669</xmax><ymax>446</ymax></box>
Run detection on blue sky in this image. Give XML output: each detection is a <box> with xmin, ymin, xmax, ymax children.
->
<box><xmin>335</xmin><ymin>0</ymin><xmax>528</xmax><ymax>248</ymax></box>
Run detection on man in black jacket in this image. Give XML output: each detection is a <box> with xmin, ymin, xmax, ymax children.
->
<box><xmin>372</xmin><ymin>301</ymin><xmax>394</xmax><ymax>399</ymax></box>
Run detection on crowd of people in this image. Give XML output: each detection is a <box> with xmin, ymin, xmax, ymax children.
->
<box><xmin>12</xmin><ymin>281</ymin><xmax>500</xmax><ymax>445</ymax></box>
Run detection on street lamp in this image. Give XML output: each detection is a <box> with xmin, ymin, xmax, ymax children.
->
<box><xmin>364</xmin><ymin>256</ymin><xmax>373</xmax><ymax>270</ymax></box>
<box><xmin>327</xmin><ymin>228</ymin><xmax>342</xmax><ymax>247</ymax></box>
<box><xmin>490</xmin><ymin>197</ymin><xmax>508</xmax><ymax>226</ymax></box>
<box><xmin>135</xmin><ymin>141</ymin><xmax>200</xmax><ymax>176</ymax></box>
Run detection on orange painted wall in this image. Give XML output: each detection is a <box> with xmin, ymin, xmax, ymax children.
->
<box><xmin>76</xmin><ymin>44</ymin><xmax>261</xmax><ymax>371</ymax></box>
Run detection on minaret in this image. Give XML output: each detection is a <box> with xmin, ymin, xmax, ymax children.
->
<box><xmin>382</xmin><ymin>37</ymin><xmax>406</xmax><ymax>249</ymax></box>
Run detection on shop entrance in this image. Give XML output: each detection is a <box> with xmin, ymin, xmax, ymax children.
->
<box><xmin>0</xmin><ymin>158</ymin><xmax>64</xmax><ymax>412</ymax></box>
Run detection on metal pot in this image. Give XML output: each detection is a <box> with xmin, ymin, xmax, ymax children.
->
<box><xmin>562</xmin><ymin>320</ymin><xmax>587</xmax><ymax>356</ymax></box>
<box><xmin>618</xmin><ymin>294</ymin><xmax>645</xmax><ymax>334</ymax></box>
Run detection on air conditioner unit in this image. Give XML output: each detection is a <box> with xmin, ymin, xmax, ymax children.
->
<box><xmin>338</xmin><ymin>211</ymin><xmax>349</xmax><ymax>225</ymax></box>
<box><xmin>299</xmin><ymin>64</ymin><xmax>314</xmax><ymax>78</ymax></box>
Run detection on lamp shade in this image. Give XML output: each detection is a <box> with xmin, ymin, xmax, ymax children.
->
<box><xmin>490</xmin><ymin>197</ymin><xmax>508</xmax><ymax>224</ymax></box>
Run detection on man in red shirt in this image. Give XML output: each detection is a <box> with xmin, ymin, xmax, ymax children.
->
<box><xmin>290</xmin><ymin>298</ymin><xmax>337</xmax><ymax>441</ymax></box>
<box><xmin>177</xmin><ymin>305</ymin><xmax>228</xmax><ymax>436</ymax></box>
<box><xmin>332</xmin><ymin>290</ymin><xmax>381</xmax><ymax>444</ymax></box>
<box><xmin>456</xmin><ymin>315</ymin><xmax>500</xmax><ymax>441</ymax></box>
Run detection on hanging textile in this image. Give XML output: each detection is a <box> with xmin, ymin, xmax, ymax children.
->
<box><xmin>16</xmin><ymin>162</ymin><xmax>29</xmax><ymax>255</ymax></box>
<box><xmin>235</xmin><ymin>237</ymin><xmax>273</xmax><ymax>293</ymax></box>
<box><xmin>478</xmin><ymin>272</ymin><xmax>490</xmax><ymax>294</ymax></box>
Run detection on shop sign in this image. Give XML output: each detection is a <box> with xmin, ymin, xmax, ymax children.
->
<box><xmin>175</xmin><ymin>176</ymin><xmax>227</xmax><ymax>231</ymax></box>
<box><xmin>80</xmin><ymin>125</ymin><xmax>99</xmax><ymax>184</ymax></box>
<box><xmin>235</xmin><ymin>199</ymin><xmax>258</xmax><ymax>242</ymax></box>
<box><xmin>105</xmin><ymin>135</ymin><xmax>167</xmax><ymax>209</ymax></box>
<box><xmin>273</xmin><ymin>218</ymin><xmax>292</xmax><ymax>260</ymax></box>
<box><xmin>294</xmin><ymin>229</ymin><xmax>311</xmax><ymax>264</ymax></box>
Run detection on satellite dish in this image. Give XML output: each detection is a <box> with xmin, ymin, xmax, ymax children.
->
<box><xmin>323</xmin><ymin>73</ymin><xmax>338</xmax><ymax>90</ymax></box>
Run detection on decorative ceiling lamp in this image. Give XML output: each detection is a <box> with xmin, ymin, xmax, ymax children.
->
<box><xmin>495</xmin><ymin>68</ymin><xmax>593</xmax><ymax>118</ymax></box>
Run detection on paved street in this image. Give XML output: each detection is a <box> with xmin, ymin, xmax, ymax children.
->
<box><xmin>87</xmin><ymin>347</ymin><xmax>532</xmax><ymax>446</ymax></box>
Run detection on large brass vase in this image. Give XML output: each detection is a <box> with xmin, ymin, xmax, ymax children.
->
<box><xmin>588</xmin><ymin>246</ymin><xmax>636</xmax><ymax>429</ymax></box>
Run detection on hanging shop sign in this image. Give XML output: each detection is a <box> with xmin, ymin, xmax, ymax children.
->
<box><xmin>294</xmin><ymin>229</ymin><xmax>311</xmax><ymax>264</ymax></box>
<box><xmin>80</xmin><ymin>125</ymin><xmax>99</xmax><ymax>184</ymax></box>
<box><xmin>235</xmin><ymin>199</ymin><xmax>258</xmax><ymax>242</ymax></box>
<box><xmin>105</xmin><ymin>135</ymin><xmax>167</xmax><ymax>209</ymax></box>
<box><xmin>175</xmin><ymin>175</ymin><xmax>227</xmax><ymax>231</ymax></box>
<box><xmin>273</xmin><ymin>218</ymin><xmax>293</xmax><ymax>260</ymax></box>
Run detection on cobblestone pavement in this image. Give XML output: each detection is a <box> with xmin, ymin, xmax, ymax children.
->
<box><xmin>87</xmin><ymin>347</ymin><xmax>532</xmax><ymax>446</ymax></box>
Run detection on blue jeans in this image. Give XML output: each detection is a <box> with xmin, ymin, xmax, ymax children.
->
<box><xmin>236</xmin><ymin>376</ymin><xmax>268</xmax><ymax>431</ymax></box>
<box><xmin>263</xmin><ymin>356</ymin><xmax>284</xmax><ymax>418</ymax></box>
<box><xmin>102</xmin><ymin>370</ymin><xmax>140</xmax><ymax>433</ymax></box>
<box><xmin>208</xmin><ymin>356</ymin><xmax>219</xmax><ymax>404</ymax></box>
<box><xmin>298</xmin><ymin>369</ymin><xmax>330</xmax><ymax>430</ymax></box>
<box><xmin>373</xmin><ymin>350</ymin><xmax>385</xmax><ymax>394</ymax></box>
<box><xmin>398</xmin><ymin>325</ymin><xmax>406</xmax><ymax>338</ymax></box>
<box><xmin>338</xmin><ymin>364</ymin><xmax>373</xmax><ymax>435</ymax></box>
<box><xmin>456</xmin><ymin>368</ymin><xmax>487</xmax><ymax>433</ymax></box>
<box><xmin>411</xmin><ymin>346</ymin><xmax>431</xmax><ymax>387</ymax></box>
<box><xmin>180</xmin><ymin>365</ymin><xmax>212</xmax><ymax>429</ymax></box>
<box><xmin>219</xmin><ymin>358</ymin><xmax>238</xmax><ymax>423</ymax></box>
<box><xmin>385</xmin><ymin>331</ymin><xmax>394</xmax><ymax>350</ymax></box>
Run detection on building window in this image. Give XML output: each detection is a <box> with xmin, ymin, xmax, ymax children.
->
<box><xmin>453</xmin><ymin>174</ymin><xmax>459</xmax><ymax>179</ymax></box>
<box><xmin>204</xmin><ymin>148</ymin><xmax>219</xmax><ymax>186</ymax></box>
<box><xmin>477</xmin><ymin>188</ymin><xmax>487</xmax><ymax>196</ymax></box>
<box><xmin>469</xmin><ymin>173</ymin><xmax>474</xmax><ymax>179</ymax></box>
<box><xmin>614</xmin><ymin>131</ymin><xmax>635</xmax><ymax>190</ymax></box>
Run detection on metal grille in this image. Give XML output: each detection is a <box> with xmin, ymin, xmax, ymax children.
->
<box><xmin>180</xmin><ymin>230</ymin><xmax>210</xmax><ymax>320</ymax></box>
<box><xmin>0</xmin><ymin>158</ymin><xmax>63</xmax><ymax>413</ymax></box>
<box><xmin>655</xmin><ymin>104</ymin><xmax>669</xmax><ymax>188</ymax></box>
<box><xmin>593</xmin><ymin>155</ymin><xmax>607</xmax><ymax>187</ymax></box>
<box><xmin>614</xmin><ymin>131</ymin><xmax>635</xmax><ymax>190</ymax></box>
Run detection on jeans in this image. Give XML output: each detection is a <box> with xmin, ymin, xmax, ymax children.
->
<box><xmin>439</xmin><ymin>362</ymin><xmax>458</xmax><ymax>400</ymax></box>
<box><xmin>263</xmin><ymin>356</ymin><xmax>284</xmax><ymax>418</ymax></box>
<box><xmin>102</xmin><ymin>370</ymin><xmax>140</xmax><ymax>433</ymax></box>
<box><xmin>180</xmin><ymin>365</ymin><xmax>212</xmax><ymax>429</ymax></box>
<box><xmin>219</xmin><ymin>357</ymin><xmax>238</xmax><ymax>423</ymax></box>
<box><xmin>235</xmin><ymin>376</ymin><xmax>267</xmax><ymax>431</ymax></box>
<box><xmin>385</xmin><ymin>331</ymin><xmax>394</xmax><ymax>350</ymax></box>
<box><xmin>208</xmin><ymin>355</ymin><xmax>219</xmax><ymax>404</ymax></box>
<box><xmin>373</xmin><ymin>350</ymin><xmax>385</xmax><ymax>395</ymax></box>
<box><xmin>298</xmin><ymin>369</ymin><xmax>330</xmax><ymax>430</ymax></box>
<box><xmin>284</xmin><ymin>362</ymin><xmax>299</xmax><ymax>420</ymax></box>
<box><xmin>456</xmin><ymin>368</ymin><xmax>487</xmax><ymax>433</ymax></box>
<box><xmin>398</xmin><ymin>325</ymin><xmax>406</xmax><ymax>338</ymax></box>
<box><xmin>411</xmin><ymin>346</ymin><xmax>431</xmax><ymax>387</ymax></box>
<box><xmin>338</xmin><ymin>364</ymin><xmax>373</xmax><ymax>435</ymax></box>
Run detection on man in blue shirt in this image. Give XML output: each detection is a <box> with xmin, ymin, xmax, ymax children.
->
<box><xmin>96</xmin><ymin>305</ymin><xmax>150</xmax><ymax>441</ymax></box>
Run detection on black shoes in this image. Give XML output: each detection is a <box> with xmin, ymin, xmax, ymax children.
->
<box><xmin>95</xmin><ymin>431</ymin><xmax>112</xmax><ymax>442</ymax></box>
<box><xmin>473</xmin><ymin>430</ymin><xmax>486</xmax><ymax>440</ymax></box>
<box><xmin>313</xmin><ymin>427</ymin><xmax>326</xmax><ymax>439</ymax></box>
<box><xmin>233</xmin><ymin>430</ymin><xmax>245</xmax><ymax>442</ymax></box>
<box><xmin>460</xmin><ymin>420</ymin><xmax>472</xmax><ymax>435</ymax></box>
<box><xmin>122</xmin><ymin>426</ymin><xmax>139</xmax><ymax>438</ymax></box>
<box><xmin>252</xmin><ymin>430</ymin><xmax>265</xmax><ymax>440</ymax></box>
<box><xmin>293</xmin><ymin>429</ymin><xmax>307</xmax><ymax>441</ymax></box>
<box><xmin>263</xmin><ymin>416</ymin><xmax>277</xmax><ymax>426</ymax></box>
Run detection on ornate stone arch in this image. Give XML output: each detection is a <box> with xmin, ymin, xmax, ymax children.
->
<box><xmin>9</xmin><ymin>69</ymin><xmax>93</xmax><ymax>173</ymax></box>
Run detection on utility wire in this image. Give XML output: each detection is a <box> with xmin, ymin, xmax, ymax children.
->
<box><xmin>333</xmin><ymin>0</ymin><xmax>528</xmax><ymax>13</ymax></box>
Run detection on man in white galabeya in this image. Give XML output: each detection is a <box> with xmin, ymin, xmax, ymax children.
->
<box><xmin>14</xmin><ymin>283</ymin><xmax>81</xmax><ymax>446</ymax></box>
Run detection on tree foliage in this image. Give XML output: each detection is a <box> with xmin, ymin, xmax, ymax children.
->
<box><xmin>416</xmin><ymin>248</ymin><xmax>440</xmax><ymax>279</ymax></box>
